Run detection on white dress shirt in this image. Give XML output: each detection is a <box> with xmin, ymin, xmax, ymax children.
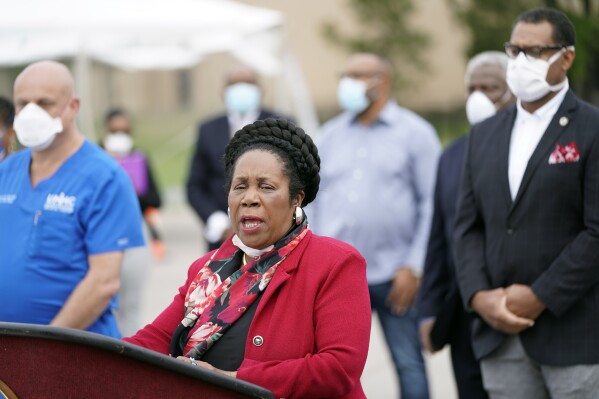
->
<box><xmin>508</xmin><ymin>80</ymin><xmax>569</xmax><ymax>199</ymax></box>
<box><xmin>227</xmin><ymin>109</ymin><xmax>260</xmax><ymax>138</ymax></box>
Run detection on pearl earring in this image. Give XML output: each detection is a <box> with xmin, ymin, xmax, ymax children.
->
<box><xmin>294</xmin><ymin>206</ymin><xmax>303</xmax><ymax>225</ymax></box>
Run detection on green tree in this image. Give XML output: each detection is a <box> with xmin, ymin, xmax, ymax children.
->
<box><xmin>448</xmin><ymin>0</ymin><xmax>599</xmax><ymax>103</ymax></box>
<box><xmin>322</xmin><ymin>0</ymin><xmax>430</xmax><ymax>88</ymax></box>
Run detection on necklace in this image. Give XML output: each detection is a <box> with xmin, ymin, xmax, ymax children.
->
<box><xmin>242</xmin><ymin>253</ymin><xmax>257</xmax><ymax>266</ymax></box>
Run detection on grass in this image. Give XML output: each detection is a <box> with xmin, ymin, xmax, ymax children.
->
<box><xmin>95</xmin><ymin>110</ymin><xmax>199</xmax><ymax>190</ymax></box>
<box><xmin>422</xmin><ymin>109</ymin><xmax>470</xmax><ymax>147</ymax></box>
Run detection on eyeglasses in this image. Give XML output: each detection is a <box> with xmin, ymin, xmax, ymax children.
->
<box><xmin>504</xmin><ymin>42</ymin><xmax>566</xmax><ymax>60</ymax></box>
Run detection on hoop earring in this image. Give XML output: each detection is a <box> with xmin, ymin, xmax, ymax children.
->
<box><xmin>294</xmin><ymin>206</ymin><xmax>303</xmax><ymax>225</ymax></box>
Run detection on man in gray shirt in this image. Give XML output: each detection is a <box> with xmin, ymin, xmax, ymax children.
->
<box><xmin>310</xmin><ymin>53</ymin><xmax>440</xmax><ymax>399</ymax></box>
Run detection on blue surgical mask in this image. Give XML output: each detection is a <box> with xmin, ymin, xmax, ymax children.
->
<box><xmin>337</xmin><ymin>77</ymin><xmax>370</xmax><ymax>114</ymax></box>
<box><xmin>224</xmin><ymin>83</ymin><xmax>261</xmax><ymax>114</ymax></box>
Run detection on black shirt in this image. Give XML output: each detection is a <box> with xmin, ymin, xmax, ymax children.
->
<box><xmin>201</xmin><ymin>293</ymin><xmax>262</xmax><ymax>371</ymax></box>
<box><xmin>169</xmin><ymin>251</ymin><xmax>262</xmax><ymax>371</ymax></box>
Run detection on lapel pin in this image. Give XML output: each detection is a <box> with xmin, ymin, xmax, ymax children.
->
<box><xmin>559</xmin><ymin>116</ymin><xmax>569</xmax><ymax>127</ymax></box>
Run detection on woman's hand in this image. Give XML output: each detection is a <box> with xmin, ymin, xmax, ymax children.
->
<box><xmin>176</xmin><ymin>356</ymin><xmax>237</xmax><ymax>378</ymax></box>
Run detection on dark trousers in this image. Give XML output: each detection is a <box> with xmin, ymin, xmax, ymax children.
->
<box><xmin>449</xmin><ymin>308</ymin><xmax>488</xmax><ymax>399</ymax></box>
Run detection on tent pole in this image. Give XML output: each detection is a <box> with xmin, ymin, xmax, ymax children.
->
<box><xmin>74</xmin><ymin>52</ymin><xmax>96</xmax><ymax>142</ymax></box>
<box><xmin>282</xmin><ymin>48</ymin><xmax>320</xmax><ymax>138</ymax></box>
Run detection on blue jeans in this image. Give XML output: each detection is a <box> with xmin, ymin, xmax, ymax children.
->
<box><xmin>369</xmin><ymin>281</ymin><xmax>430</xmax><ymax>399</ymax></box>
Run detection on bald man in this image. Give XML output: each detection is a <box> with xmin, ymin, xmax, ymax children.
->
<box><xmin>186</xmin><ymin>64</ymin><xmax>291</xmax><ymax>252</ymax></box>
<box><xmin>310</xmin><ymin>53</ymin><xmax>441</xmax><ymax>399</ymax></box>
<box><xmin>0</xmin><ymin>61</ymin><xmax>144</xmax><ymax>337</ymax></box>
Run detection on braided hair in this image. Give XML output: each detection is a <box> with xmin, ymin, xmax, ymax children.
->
<box><xmin>224</xmin><ymin>119</ymin><xmax>320</xmax><ymax>206</ymax></box>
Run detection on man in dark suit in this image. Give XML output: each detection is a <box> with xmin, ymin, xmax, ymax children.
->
<box><xmin>186</xmin><ymin>65</ymin><xmax>288</xmax><ymax>251</ymax></box>
<box><xmin>455</xmin><ymin>7</ymin><xmax>599</xmax><ymax>398</ymax></box>
<box><xmin>417</xmin><ymin>51</ymin><xmax>514</xmax><ymax>399</ymax></box>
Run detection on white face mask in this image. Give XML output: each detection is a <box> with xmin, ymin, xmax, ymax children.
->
<box><xmin>466</xmin><ymin>91</ymin><xmax>497</xmax><ymax>125</ymax></box>
<box><xmin>506</xmin><ymin>48</ymin><xmax>569</xmax><ymax>102</ymax></box>
<box><xmin>14</xmin><ymin>103</ymin><xmax>63</xmax><ymax>151</ymax></box>
<box><xmin>104</xmin><ymin>132</ymin><xmax>133</xmax><ymax>157</ymax></box>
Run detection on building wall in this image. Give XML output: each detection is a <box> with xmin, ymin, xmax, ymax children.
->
<box><xmin>0</xmin><ymin>0</ymin><xmax>471</xmax><ymax>125</ymax></box>
<box><xmin>96</xmin><ymin>0</ymin><xmax>471</xmax><ymax>121</ymax></box>
<box><xmin>241</xmin><ymin>0</ymin><xmax>469</xmax><ymax>116</ymax></box>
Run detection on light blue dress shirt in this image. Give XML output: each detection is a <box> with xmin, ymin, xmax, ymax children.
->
<box><xmin>309</xmin><ymin>101</ymin><xmax>441</xmax><ymax>284</ymax></box>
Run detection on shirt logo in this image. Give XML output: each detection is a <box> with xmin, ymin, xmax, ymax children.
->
<box><xmin>0</xmin><ymin>194</ymin><xmax>16</xmax><ymax>204</ymax></box>
<box><xmin>44</xmin><ymin>192</ymin><xmax>76</xmax><ymax>214</ymax></box>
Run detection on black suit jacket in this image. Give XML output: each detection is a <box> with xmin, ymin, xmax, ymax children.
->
<box><xmin>418</xmin><ymin>136</ymin><xmax>467</xmax><ymax>343</ymax></box>
<box><xmin>454</xmin><ymin>90</ymin><xmax>599</xmax><ymax>365</ymax></box>
<box><xmin>186</xmin><ymin>110</ymin><xmax>287</xmax><ymax>232</ymax></box>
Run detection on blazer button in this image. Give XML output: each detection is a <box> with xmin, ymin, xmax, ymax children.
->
<box><xmin>252</xmin><ymin>335</ymin><xmax>264</xmax><ymax>347</ymax></box>
<box><xmin>506</xmin><ymin>228</ymin><xmax>514</xmax><ymax>235</ymax></box>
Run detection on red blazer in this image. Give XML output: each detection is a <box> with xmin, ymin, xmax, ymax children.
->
<box><xmin>124</xmin><ymin>230</ymin><xmax>371</xmax><ymax>398</ymax></box>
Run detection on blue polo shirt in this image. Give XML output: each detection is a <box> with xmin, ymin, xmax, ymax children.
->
<box><xmin>0</xmin><ymin>140</ymin><xmax>144</xmax><ymax>337</ymax></box>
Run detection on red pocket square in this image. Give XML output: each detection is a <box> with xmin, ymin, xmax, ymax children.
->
<box><xmin>548</xmin><ymin>141</ymin><xmax>580</xmax><ymax>164</ymax></box>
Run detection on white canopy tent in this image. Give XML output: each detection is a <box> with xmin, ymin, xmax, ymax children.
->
<box><xmin>0</xmin><ymin>0</ymin><xmax>318</xmax><ymax>136</ymax></box>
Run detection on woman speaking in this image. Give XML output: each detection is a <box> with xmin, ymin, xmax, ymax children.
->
<box><xmin>124</xmin><ymin>119</ymin><xmax>371</xmax><ymax>398</ymax></box>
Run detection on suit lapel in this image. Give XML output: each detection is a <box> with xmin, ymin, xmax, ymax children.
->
<box><xmin>217</xmin><ymin>116</ymin><xmax>232</xmax><ymax>150</ymax></box>
<box><xmin>510</xmin><ymin>91</ymin><xmax>578</xmax><ymax>212</ymax></box>
<box><xmin>497</xmin><ymin>107</ymin><xmax>517</xmax><ymax>209</ymax></box>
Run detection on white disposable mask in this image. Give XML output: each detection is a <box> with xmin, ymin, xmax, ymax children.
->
<box><xmin>506</xmin><ymin>48</ymin><xmax>570</xmax><ymax>102</ymax></box>
<box><xmin>466</xmin><ymin>91</ymin><xmax>497</xmax><ymax>125</ymax></box>
<box><xmin>104</xmin><ymin>132</ymin><xmax>134</xmax><ymax>157</ymax></box>
<box><xmin>14</xmin><ymin>103</ymin><xmax>63</xmax><ymax>151</ymax></box>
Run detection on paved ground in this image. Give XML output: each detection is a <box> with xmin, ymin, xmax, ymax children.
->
<box><xmin>137</xmin><ymin>191</ymin><xmax>458</xmax><ymax>399</ymax></box>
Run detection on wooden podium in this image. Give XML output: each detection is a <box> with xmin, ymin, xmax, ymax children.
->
<box><xmin>0</xmin><ymin>322</ymin><xmax>274</xmax><ymax>399</ymax></box>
